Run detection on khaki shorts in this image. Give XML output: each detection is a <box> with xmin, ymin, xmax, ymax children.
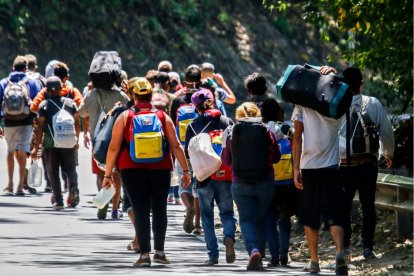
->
<box><xmin>4</xmin><ymin>125</ymin><xmax>33</xmax><ymax>153</ymax></box>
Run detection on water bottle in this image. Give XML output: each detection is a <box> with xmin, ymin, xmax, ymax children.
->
<box><xmin>93</xmin><ymin>185</ymin><xmax>115</xmax><ymax>209</ymax></box>
<box><xmin>27</xmin><ymin>160</ymin><xmax>43</xmax><ymax>188</ymax></box>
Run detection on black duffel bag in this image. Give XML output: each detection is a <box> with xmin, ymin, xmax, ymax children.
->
<box><xmin>276</xmin><ymin>64</ymin><xmax>352</xmax><ymax>119</ymax></box>
<box><xmin>88</xmin><ymin>51</ymin><xmax>122</xmax><ymax>90</ymax></box>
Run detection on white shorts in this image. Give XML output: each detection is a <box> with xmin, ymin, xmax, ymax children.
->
<box><xmin>5</xmin><ymin>125</ymin><xmax>33</xmax><ymax>153</ymax></box>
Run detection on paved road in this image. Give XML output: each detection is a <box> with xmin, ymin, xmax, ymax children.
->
<box><xmin>0</xmin><ymin>136</ymin><xmax>335</xmax><ymax>275</ymax></box>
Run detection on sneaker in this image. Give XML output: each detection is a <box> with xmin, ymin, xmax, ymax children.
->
<box><xmin>52</xmin><ymin>203</ymin><xmax>65</xmax><ymax>210</ymax></box>
<box><xmin>111</xmin><ymin>210</ymin><xmax>123</xmax><ymax>219</ymax></box>
<box><xmin>224</xmin><ymin>237</ymin><xmax>236</xmax><ymax>263</ymax></box>
<box><xmin>69</xmin><ymin>187</ymin><xmax>80</xmax><ymax>207</ymax></box>
<box><xmin>363</xmin><ymin>248</ymin><xmax>376</xmax><ymax>260</ymax></box>
<box><xmin>97</xmin><ymin>203</ymin><xmax>109</xmax><ymax>220</ymax></box>
<box><xmin>153</xmin><ymin>253</ymin><xmax>171</xmax><ymax>264</ymax></box>
<box><xmin>24</xmin><ymin>185</ymin><xmax>37</xmax><ymax>194</ymax></box>
<box><xmin>203</xmin><ymin>259</ymin><xmax>218</xmax><ymax>265</ymax></box>
<box><xmin>344</xmin><ymin>247</ymin><xmax>352</xmax><ymax>262</ymax></box>
<box><xmin>192</xmin><ymin>226</ymin><xmax>202</xmax><ymax>235</ymax></box>
<box><xmin>247</xmin><ymin>250</ymin><xmax>263</xmax><ymax>271</ymax></box>
<box><xmin>303</xmin><ymin>261</ymin><xmax>321</xmax><ymax>273</ymax></box>
<box><xmin>15</xmin><ymin>190</ymin><xmax>25</xmax><ymax>196</ymax></box>
<box><xmin>167</xmin><ymin>197</ymin><xmax>174</xmax><ymax>203</ymax></box>
<box><xmin>183</xmin><ymin>207</ymin><xmax>195</xmax><ymax>233</ymax></box>
<box><xmin>267</xmin><ymin>257</ymin><xmax>279</xmax><ymax>267</ymax></box>
<box><xmin>335</xmin><ymin>252</ymin><xmax>348</xmax><ymax>275</ymax></box>
<box><xmin>44</xmin><ymin>187</ymin><xmax>52</xmax><ymax>193</ymax></box>
<box><xmin>280</xmin><ymin>255</ymin><xmax>288</xmax><ymax>266</ymax></box>
<box><xmin>133</xmin><ymin>256</ymin><xmax>151</xmax><ymax>267</ymax></box>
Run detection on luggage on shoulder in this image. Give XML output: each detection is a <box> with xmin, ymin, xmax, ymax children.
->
<box><xmin>2</xmin><ymin>79</ymin><xmax>31</xmax><ymax>120</ymax></box>
<box><xmin>209</xmin><ymin>129</ymin><xmax>232</xmax><ymax>181</ymax></box>
<box><xmin>276</xmin><ymin>64</ymin><xmax>352</xmax><ymax>119</ymax></box>
<box><xmin>128</xmin><ymin>109</ymin><xmax>166</xmax><ymax>163</ymax></box>
<box><xmin>47</xmin><ymin>98</ymin><xmax>77</xmax><ymax>148</ymax></box>
<box><xmin>93</xmin><ymin>105</ymin><xmax>126</xmax><ymax>166</ymax></box>
<box><xmin>188</xmin><ymin>122</ymin><xmax>222</xmax><ymax>182</ymax></box>
<box><xmin>88</xmin><ymin>51</ymin><xmax>122</xmax><ymax>90</ymax></box>
<box><xmin>231</xmin><ymin>120</ymin><xmax>271</xmax><ymax>183</ymax></box>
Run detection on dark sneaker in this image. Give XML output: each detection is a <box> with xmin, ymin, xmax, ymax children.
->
<box><xmin>111</xmin><ymin>210</ymin><xmax>123</xmax><ymax>219</ymax></box>
<box><xmin>363</xmin><ymin>248</ymin><xmax>376</xmax><ymax>260</ymax></box>
<box><xmin>303</xmin><ymin>261</ymin><xmax>320</xmax><ymax>273</ymax></box>
<box><xmin>44</xmin><ymin>187</ymin><xmax>52</xmax><ymax>193</ymax></box>
<box><xmin>224</xmin><ymin>237</ymin><xmax>236</xmax><ymax>263</ymax></box>
<box><xmin>267</xmin><ymin>257</ymin><xmax>279</xmax><ymax>267</ymax></box>
<box><xmin>15</xmin><ymin>190</ymin><xmax>25</xmax><ymax>196</ymax></box>
<box><xmin>203</xmin><ymin>259</ymin><xmax>218</xmax><ymax>265</ymax></box>
<box><xmin>247</xmin><ymin>251</ymin><xmax>263</xmax><ymax>271</ymax></box>
<box><xmin>133</xmin><ymin>256</ymin><xmax>151</xmax><ymax>267</ymax></box>
<box><xmin>280</xmin><ymin>255</ymin><xmax>288</xmax><ymax>266</ymax></box>
<box><xmin>344</xmin><ymin>248</ymin><xmax>352</xmax><ymax>262</ymax></box>
<box><xmin>97</xmin><ymin>203</ymin><xmax>109</xmax><ymax>220</ymax></box>
<box><xmin>52</xmin><ymin>203</ymin><xmax>65</xmax><ymax>210</ymax></box>
<box><xmin>69</xmin><ymin>187</ymin><xmax>80</xmax><ymax>207</ymax></box>
<box><xmin>153</xmin><ymin>253</ymin><xmax>171</xmax><ymax>264</ymax></box>
<box><xmin>183</xmin><ymin>207</ymin><xmax>195</xmax><ymax>233</ymax></box>
<box><xmin>335</xmin><ymin>253</ymin><xmax>348</xmax><ymax>275</ymax></box>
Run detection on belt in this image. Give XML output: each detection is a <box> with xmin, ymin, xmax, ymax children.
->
<box><xmin>340</xmin><ymin>155</ymin><xmax>377</xmax><ymax>166</ymax></box>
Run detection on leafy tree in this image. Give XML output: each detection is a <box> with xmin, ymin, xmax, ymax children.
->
<box><xmin>263</xmin><ymin>0</ymin><xmax>413</xmax><ymax>113</ymax></box>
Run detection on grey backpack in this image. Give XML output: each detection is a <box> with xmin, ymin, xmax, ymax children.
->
<box><xmin>2</xmin><ymin>79</ymin><xmax>31</xmax><ymax>120</ymax></box>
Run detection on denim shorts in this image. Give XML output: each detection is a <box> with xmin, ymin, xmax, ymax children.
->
<box><xmin>176</xmin><ymin>159</ymin><xmax>198</xmax><ymax>198</ymax></box>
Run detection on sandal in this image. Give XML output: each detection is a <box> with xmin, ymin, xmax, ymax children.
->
<box><xmin>15</xmin><ymin>190</ymin><xmax>25</xmax><ymax>196</ymax></box>
<box><xmin>3</xmin><ymin>187</ymin><xmax>13</xmax><ymax>195</ymax></box>
<box><xmin>127</xmin><ymin>240</ymin><xmax>141</xmax><ymax>253</ymax></box>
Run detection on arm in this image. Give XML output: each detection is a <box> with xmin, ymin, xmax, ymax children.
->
<box><xmin>72</xmin><ymin>88</ymin><xmax>84</xmax><ymax>108</ymax></box>
<box><xmin>102</xmin><ymin>111</ymin><xmax>127</xmax><ymax>189</ymax></box>
<box><xmin>74</xmin><ymin>112</ymin><xmax>80</xmax><ymax>149</ymax></box>
<box><xmin>220</xmin><ymin>127</ymin><xmax>232</xmax><ymax>165</ymax></box>
<box><xmin>213</xmin><ymin>74</ymin><xmax>236</xmax><ymax>104</ymax></box>
<box><xmin>292</xmin><ymin>120</ymin><xmax>304</xmax><ymax>190</ymax></box>
<box><xmin>31</xmin><ymin>116</ymin><xmax>45</xmax><ymax>159</ymax></box>
<box><xmin>164</xmin><ymin>115</ymin><xmax>191</xmax><ymax>188</ymax></box>
<box><xmin>82</xmin><ymin>116</ymin><xmax>90</xmax><ymax>149</ymax></box>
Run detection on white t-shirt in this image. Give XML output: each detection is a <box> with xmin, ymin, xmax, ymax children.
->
<box><xmin>291</xmin><ymin>105</ymin><xmax>342</xmax><ymax>169</ymax></box>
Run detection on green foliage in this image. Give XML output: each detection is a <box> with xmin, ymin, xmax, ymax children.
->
<box><xmin>264</xmin><ymin>0</ymin><xmax>413</xmax><ymax>113</ymax></box>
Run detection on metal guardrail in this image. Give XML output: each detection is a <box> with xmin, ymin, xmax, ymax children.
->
<box><xmin>353</xmin><ymin>173</ymin><xmax>413</xmax><ymax>236</ymax></box>
<box><xmin>353</xmin><ymin>173</ymin><xmax>413</xmax><ymax>213</ymax></box>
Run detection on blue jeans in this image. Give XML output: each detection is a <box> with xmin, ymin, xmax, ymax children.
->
<box><xmin>232</xmin><ymin>179</ymin><xmax>275</xmax><ymax>255</ymax></box>
<box><xmin>266</xmin><ymin>209</ymin><xmax>292</xmax><ymax>258</ymax></box>
<box><xmin>198</xmin><ymin>179</ymin><xmax>236</xmax><ymax>260</ymax></box>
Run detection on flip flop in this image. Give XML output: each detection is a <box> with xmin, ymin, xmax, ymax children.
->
<box><xmin>15</xmin><ymin>191</ymin><xmax>25</xmax><ymax>196</ymax></box>
<box><xmin>3</xmin><ymin>187</ymin><xmax>13</xmax><ymax>195</ymax></box>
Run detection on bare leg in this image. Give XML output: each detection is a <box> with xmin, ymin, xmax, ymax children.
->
<box><xmin>6</xmin><ymin>152</ymin><xmax>15</xmax><ymax>191</ymax></box>
<box><xmin>330</xmin><ymin>225</ymin><xmax>345</xmax><ymax>253</ymax></box>
<box><xmin>16</xmin><ymin>150</ymin><xmax>27</xmax><ymax>192</ymax></box>
<box><xmin>128</xmin><ymin>209</ymin><xmax>139</xmax><ymax>250</ymax></box>
<box><xmin>96</xmin><ymin>172</ymin><xmax>104</xmax><ymax>191</ymax></box>
<box><xmin>180</xmin><ymin>192</ymin><xmax>194</xmax><ymax>209</ymax></box>
<box><xmin>112</xmin><ymin>172</ymin><xmax>121</xmax><ymax>212</ymax></box>
<box><xmin>304</xmin><ymin>226</ymin><xmax>319</xmax><ymax>263</ymax></box>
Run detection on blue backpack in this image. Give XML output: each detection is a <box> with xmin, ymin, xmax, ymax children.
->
<box><xmin>273</xmin><ymin>125</ymin><xmax>294</xmax><ymax>184</ymax></box>
<box><xmin>128</xmin><ymin>109</ymin><xmax>166</xmax><ymax>163</ymax></box>
<box><xmin>175</xmin><ymin>104</ymin><xmax>198</xmax><ymax>144</ymax></box>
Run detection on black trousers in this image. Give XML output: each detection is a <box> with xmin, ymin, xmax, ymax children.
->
<box><xmin>121</xmin><ymin>169</ymin><xmax>171</xmax><ymax>253</ymax></box>
<box><xmin>340</xmin><ymin>160</ymin><xmax>378</xmax><ymax>250</ymax></box>
<box><xmin>43</xmin><ymin>148</ymin><xmax>78</xmax><ymax>205</ymax></box>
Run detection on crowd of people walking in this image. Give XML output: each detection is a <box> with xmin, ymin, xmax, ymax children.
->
<box><xmin>0</xmin><ymin>53</ymin><xmax>395</xmax><ymax>275</ymax></box>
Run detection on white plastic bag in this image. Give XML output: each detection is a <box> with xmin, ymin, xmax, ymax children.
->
<box><xmin>188</xmin><ymin>133</ymin><xmax>222</xmax><ymax>182</ymax></box>
<box><xmin>93</xmin><ymin>185</ymin><xmax>115</xmax><ymax>209</ymax></box>
<box><xmin>27</xmin><ymin>159</ymin><xmax>43</xmax><ymax>188</ymax></box>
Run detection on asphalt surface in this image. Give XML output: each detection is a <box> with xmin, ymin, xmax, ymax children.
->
<box><xmin>0</xmin><ymin>136</ymin><xmax>335</xmax><ymax>275</ymax></box>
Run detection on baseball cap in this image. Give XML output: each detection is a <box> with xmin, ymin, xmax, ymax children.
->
<box><xmin>191</xmin><ymin>88</ymin><xmax>211</xmax><ymax>107</ymax></box>
<box><xmin>131</xmin><ymin>77</ymin><xmax>152</xmax><ymax>95</ymax></box>
<box><xmin>201</xmin><ymin>62</ymin><xmax>215</xmax><ymax>72</ymax></box>
<box><xmin>46</xmin><ymin>76</ymin><xmax>62</xmax><ymax>91</ymax></box>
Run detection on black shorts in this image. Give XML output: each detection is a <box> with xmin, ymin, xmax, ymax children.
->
<box><xmin>299</xmin><ymin>168</ymin><xmax>345</xmax><ymax>230</ymax></box>
<box><xmin>274</xmin><ymin>183</ymin><xmax>299</xmax><ymax>219</ymax></box>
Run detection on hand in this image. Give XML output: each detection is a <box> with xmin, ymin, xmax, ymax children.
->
<box><xmin>320</xmin><ymin>66</ymin><xmax>337</xmax><ymax>75</ymax></box>
<box><xmin>180</xmin><ymin>172</ymin><xmax>191</xmax><ymax>189</ymax></box>
<box><xmin>84</xmin><ymin>134</ymin><xmax>90</xmax><ymax>149</ymax></box>
<box><xmin>74</xmin><ymin>142</ymin><xmax>79</xmax><ymax>150</ymax></box>
<box><xmin>0</xmin><ymin>127</ymin><xmax>3</xmax><ymax>138</ymax></box>
<box><xmin>102</xmin><ymin>177</ymin><xmax>113</xmax><ymax>189</ymax></box>
<box><xmin>30</xmin><ymin>148</ymin><xmax>39</xmax><ymax>160</ymax></box>
<box><xmin>384</xmin><ymin>156</ymin><xmax>393</xmax><ymax>168</ymax></box>
<box><xmin>294</xmin><ymin>169</ymin><xmax>303</xmax><ymax>190</ymax></box>
<box><xmin>213</xmin><ymin>73</ymin><xmax>225</xmax><ymax>86</ymax></box>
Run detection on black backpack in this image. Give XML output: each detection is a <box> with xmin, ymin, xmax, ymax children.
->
<box><xmin>349</xmin><ymin>108</ymin><xmax>380</xmax><ymax>155</ymax></box>
<box><xmin>276</xmin><ymin>64</ymin><xmax>352</xmax><ymax>119</ymax></box>
<box><xmin>88</xmin><ymin>51</ymin><xmax>122</xmax><ymax>90</ymax></box>
<box><xmin>231</xmin><ymin>121</ymin><xmax>271</xmax><ymax>183</ymax></box>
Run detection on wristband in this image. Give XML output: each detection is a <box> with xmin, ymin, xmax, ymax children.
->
<box><xmin>104</xmin><ymin>175</ymin><xmax>113</xmax><ymax>179</ymax></box>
